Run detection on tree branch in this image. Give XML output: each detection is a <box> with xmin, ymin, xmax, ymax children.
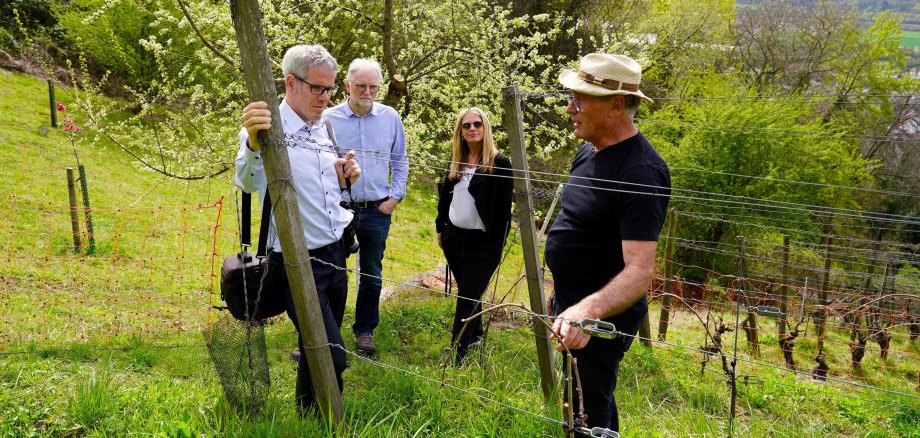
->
<box><xmin>288</xmin><ymin>0</ymin><xmax>383</xmax><ymax>29</ymax></box>
<box><xmin>86</xmin><ymin>112</ymin><xmax>230</xmax><ymax>180</ymax></box>
<box><xmin>176</xmin><ymin>0</ymin><xmax>237</xmax><ymax>68</ymax></box>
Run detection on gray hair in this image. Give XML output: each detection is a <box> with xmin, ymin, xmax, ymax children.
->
<box><xmin>623</xmin><ymin>94</ymin><xmax>640</xmax><ymax>118</ymax></box>
<box><xmin>346</xmin><ymin>58</ymin><xmax>383</xmax><ymax>82</ymax></box>
<box><xmin>281</xmin><ymin>44</ymin><xmax>339</xmax><ymax>78</ymax></box>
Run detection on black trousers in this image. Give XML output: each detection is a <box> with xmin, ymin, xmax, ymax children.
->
<box><xmin>267</xmin><ymin>241</ymin><xmax>348</xmax><ymax>406</ymax></box>
<box><xmin>555</xmin><ymin>298</ymin><xmax>643</xmax><ymax>434</ymax></box>
<box><xmin>441</xmin><ymin>224</ymin><xmax>502</xmax><ymax>363</ymax></box>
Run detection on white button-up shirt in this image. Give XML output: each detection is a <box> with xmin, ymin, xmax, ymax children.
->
<box><xmin>235</xmin><ymin>99</ymin><xmax>353</xmax><ymax>252</ymax></box>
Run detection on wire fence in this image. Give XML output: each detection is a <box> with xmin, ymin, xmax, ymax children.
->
<box><xmin>4</xmin><ymin>90</ymin><xmax>920</xmax><ymax>435</ymax></box>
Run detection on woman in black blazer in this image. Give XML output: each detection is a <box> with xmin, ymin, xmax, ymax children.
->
<box><xmin>436</xmin><ymin>107</ymin><xmax>513</xmax><ymax>366</ymax></box>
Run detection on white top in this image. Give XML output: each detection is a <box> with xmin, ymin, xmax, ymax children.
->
<box><xmin>448</xmin><ymin>167</ymin><xmax>486</xmax><ymax>231</ymax></box>
<box><xmin>235</xmin><ymin>99</ymin><xmax>353</xmax><ymax>252</ymax></box>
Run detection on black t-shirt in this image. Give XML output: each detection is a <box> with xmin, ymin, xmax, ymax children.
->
<box><xmin>545</xmin><ymin>132</ymin><xmax>671</xmax><ymax>324</ymax></box>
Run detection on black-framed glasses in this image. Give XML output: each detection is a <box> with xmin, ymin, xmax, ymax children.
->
<box><xmin>353</xmin><ymin>83</ymin><xmax>380</xmax><ymax>93</ymax></box>
<box><xmin>461</xmin><ymin>121</ymin><xmax>484</xmax><ymax>129</ymax></box>
<box><xmin>567</xmin><ymin>95</ymin><xmax>582</xmax><ymax>112</ymax></box>
<box><xmin>292</xmin><ymin>74</ymin><xmax>338</xmax><ymax>95</ymax></box>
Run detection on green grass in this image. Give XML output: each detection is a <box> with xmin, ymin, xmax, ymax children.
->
<box><xmin>902</xmin><ymin>30</ymin><xmax>920</xmax><ymax>48</ymax></box>
<box><xmin>2</xmin><ymin>69</ymin><xmax>919</xmax><ymax>436</ymax></box>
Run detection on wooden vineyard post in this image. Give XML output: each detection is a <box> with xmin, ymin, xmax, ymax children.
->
<box><xmin>738</xmin><ymin>235</ymin><xmax>760</xmax><ymax>357</ymax></box>
<box><xmin>816</xmin><ymin>236</ymin><xmax>832</xmax><ymax>355</ymax></box>
<box><xmin>230</xmin><ymin>0</ymin><xmax>344</xmax><ymax>427</ymax></box>
<box><xmin>779</xmin><ymin>235</ymin><xmax>790</xmax><ymax>338</ymax></box>
<box><xmin>66</xmin><ymin>167</ymin><xmax>83</xmax><ymax>252</ymax></box>
<box><xmin>502</xmin><ymin>84</ymin><xmax>556</xmax><ymax>400</ymax></box>
<box><xmin>657</xmin><ymin>208</ymin><xmax>676</xmax><ymax>341</ymax></box>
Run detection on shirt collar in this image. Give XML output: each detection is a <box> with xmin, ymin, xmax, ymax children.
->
<box><xmin>280</xmin><ymin>98</ymin><xmax>323</xmax><ymax>133</ymax></box>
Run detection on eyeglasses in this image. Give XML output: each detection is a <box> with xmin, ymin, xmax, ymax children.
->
<box><xmin>292</xmin><ymin>74</ymin><xmax>338</xmax><ymax>95</ymax></box>
<box><xmin>461</xmin><ymin>121</ymin><xmax>484</xmax><ymax>130</ymax></box>
<box><xmin>353</xmin><ymin>83</ymin><xmax>380</xmax><ymax>93</ymax></box>
<box><xmin>567</xmin><ymin>95</ymin><xmax>583</xmax><ymax>112</ymax></box>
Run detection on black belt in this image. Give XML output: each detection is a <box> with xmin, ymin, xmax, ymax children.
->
<box><xmin>271</xmin><ymin>239</ymin><xmax>341</xmax><ymax>258</ymax></box>
<box><xmin>310</xmin><ymin>238</ymin><xmax>342</xmax><ymax>254</ymax></box>
<box><xmin>351</xmin><ymin>197</ymin><xmax>389</xmax><ymax>209</ymax></box>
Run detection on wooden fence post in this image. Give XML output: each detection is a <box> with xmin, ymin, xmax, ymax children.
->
<box><xmin>66</xmin><ymin>168</ymin><xmax>82</xmax><ymax>253</ymax></box>
<box><xmin>657</xmin><ymin>208</ymin><xmax>676</xmax><ymax>341</ymax></box>
<box><xmin>230</xmin><ymin>0</ymin><xmax>344</xmax><ymax>427</ymax></box>
<box><xmin>502</xmin><ymin>84</ymin><xmax>556</xmax><ymax>400</ymax></box>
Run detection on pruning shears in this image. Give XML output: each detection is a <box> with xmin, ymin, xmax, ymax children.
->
<box><xmin>575</xmin><ymin>426</ymin><xmax>620</xmax><ymax>437</ymax></box>
<box><xmin>554</xmin><ymin>318</ymin><xmax>620</xmax><ymax>340</ymax></box>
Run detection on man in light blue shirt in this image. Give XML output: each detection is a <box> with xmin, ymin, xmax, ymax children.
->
<box><xmin>325</xmin><ymin>58</ymin><xmax>409</xmax><ymax>355</ymax></box>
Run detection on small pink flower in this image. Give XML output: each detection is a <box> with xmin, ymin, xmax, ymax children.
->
<box><xmin>56</xmin><ymin>102</ymin><xmax>66</xmax><ymax>112</ymax></box>
<box><xmin>62</xmin><ymin>116</ymin><xmax>82</xmax><ymax>133</ymax></box>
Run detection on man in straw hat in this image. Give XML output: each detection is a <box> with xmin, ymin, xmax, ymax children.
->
<box><xmin>545</xmin><ymin>53</ymin><xmax>671</xmax><ymax>433</ymax></box>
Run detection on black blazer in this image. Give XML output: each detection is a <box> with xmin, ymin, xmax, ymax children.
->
<box><xmin>436</xmin><ymin>153</ymin><xmax>513</xmax><ymax>247</ymax></box>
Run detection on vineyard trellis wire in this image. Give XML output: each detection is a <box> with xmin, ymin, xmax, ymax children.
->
<box><xmin>4</xmin><ymin>86</ymin><xmax>920</xmax><ymax>436</ymax></box>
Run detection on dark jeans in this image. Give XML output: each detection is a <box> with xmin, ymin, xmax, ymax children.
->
<box><xmin>441</xmin><ymin>224</ymin><xmax>502</xmax><ymax>363</ymax></box>
<box><xmin>268</xmin><ymin>242</ymin><xmax>348</xmax><ymax>406</ymax></box>
<box><xmin>554</xmin><ymin>298</ymin><xmax>643</xmax><ymax>434</ymax></box>
<box><xmin>352</xmin><ymin>206</ymin><xmax>392</xmax><ymax>336</ymax></box>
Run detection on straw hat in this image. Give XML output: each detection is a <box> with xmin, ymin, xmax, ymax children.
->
<box><xmin>559</xmin><ymin>53</ymin><xmax>652</xmax><ymax>103</ymax></box>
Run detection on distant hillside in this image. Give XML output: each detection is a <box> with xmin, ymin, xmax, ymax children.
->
<box><xmin>738</xmin><ymin>0</ymin><xmax>920</xmax><ymax>30</ymax></box>
<box><xmin>738</xmin><ymin>0</ymin><xmax>915</xmax><ymax>12</ymax></box>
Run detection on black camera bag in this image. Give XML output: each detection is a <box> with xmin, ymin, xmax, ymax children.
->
<box><xmin>219</xmin><ymin>190</ymin><xmax>286</xmax><ymax>321</ymax></box>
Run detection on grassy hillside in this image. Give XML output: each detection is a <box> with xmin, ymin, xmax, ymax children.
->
<box><xmin>1</xmin><ymin>70</ymin><xmax>918</xmax><ymax>437</ymax></box>
<box><xmin>903</xmin><ymin>30</ymin><xmax>920</xmax><ymax>48</ymax></box>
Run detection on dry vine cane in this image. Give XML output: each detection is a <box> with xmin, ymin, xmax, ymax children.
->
<box><xmin>442</xmin><ymin>302</ymin><xmax>590</xmax><ymax>436</ymax></box>
<box><xmin>647</xmin><ymin>292</ymin><xmax>735</xmax><ymax>379</ymax></box>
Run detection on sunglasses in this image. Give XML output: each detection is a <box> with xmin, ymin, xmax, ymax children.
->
<box><xmin>567</xmin><ymin>95</ymin><xmax>583</xmax><ymax>112</ymax></box>
<box><xmin>461</xmin><ymin>121</ymin><xmax>484</xmax><ymax>129</ymax></box>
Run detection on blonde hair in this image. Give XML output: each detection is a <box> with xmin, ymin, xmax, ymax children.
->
<box><xmin>448</xmin><ymin>107</ymin><xmax>498</xmax><ymax>181</ymax></box>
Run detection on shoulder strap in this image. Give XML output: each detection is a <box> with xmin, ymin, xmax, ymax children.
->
<box><xmin>239</xmin><ymin>190</ymin><xmax>273</xmax><ymax>256</ymax></box>
<box><xmin>241</xmin><ymin>191</ymin><xmax>252</xmax><ymax>246</ymax></box>
<box><xmin>256</xmin><ymin>189</ymin><xmax>272</xmax><ymax>256</ymax></box>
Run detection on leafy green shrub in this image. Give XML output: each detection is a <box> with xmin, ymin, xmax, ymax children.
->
<box><xmin>55</xmin><ymin>0</ymin><xmax>157</xmax><ymax>86</ymax></box>
<box><xmin>0</xmin><ymin>0</ymin><xmax>68</xmax><ymax>55</ymax></box>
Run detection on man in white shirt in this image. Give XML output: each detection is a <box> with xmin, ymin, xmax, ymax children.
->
<box><xmin>236</xmin><ymin>44</ymin><xmax>360</xmax><ymax>415</ymax></box>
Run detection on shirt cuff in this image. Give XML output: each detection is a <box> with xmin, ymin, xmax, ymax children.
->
<box><xmin>242</xmin><ymin>141</ymin><xmax>262</xmax><ymax>163</ymax></box>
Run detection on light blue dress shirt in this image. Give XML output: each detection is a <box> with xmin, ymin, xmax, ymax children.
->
<box><xmin>235</xmin><ymin>99</ymin><xmax>353</xmax><ymax>252</ymax></box>
<box><xmin>325</xmin><ymin>101</ymin><xmax>408</xmax><ymax>203</ymax></box>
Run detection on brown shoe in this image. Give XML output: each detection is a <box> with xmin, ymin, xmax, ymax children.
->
<box><xmin>356</xmin><ymin>334</ymin><xmax>377</xmax><ymax>355</ymax></box>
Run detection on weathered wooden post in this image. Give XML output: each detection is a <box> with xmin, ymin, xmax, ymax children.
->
<box><xmin>778</xmin><ymin>235</ymin><xmax>790</xmax><ymax>338</ymax></box>
<box><xmin>738</xmin><ymin>235</ymin><xmax>760</xmax><ymax>357</ymax></box>
<box><xmin>230</xmin><ymin>0</ymin><xmax>344</xmax><ymax>427</ymax></box>
<box><xmin>657</xmin><ymin>208</ymin><xmax>676</xmax><ymax>341</ymax></box>
<box><xmin>815</xmin><ymin>236</ymin><xmax>832</xmax><ymax>354</ymax></box>
<box><xmin>502</xmin><ymin>84</ymin><xmax>556</xmax><ymax>400</ymax></box>
<box><xmin>66</xmin><ymin>168</ymin><xmax>82</xmax><ymax>252</ymax></box>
